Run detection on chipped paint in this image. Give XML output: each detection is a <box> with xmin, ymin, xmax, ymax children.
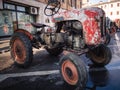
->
<box><xmin>52</xmin><ymin>7</ymin><xmax>105</xmax><ymax>45</ymax></box>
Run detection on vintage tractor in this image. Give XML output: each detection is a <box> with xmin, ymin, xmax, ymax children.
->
<box><xmin>10</xmin><ymin>0</ymin><xmax>112</xmax><ymax>88</ymax></box>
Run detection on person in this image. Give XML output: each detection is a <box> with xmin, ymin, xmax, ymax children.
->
<box><xmin>107</xmin><ymin>21</ymin><xmax>116</xmax><ymax>37</ymax></box>
<box><xmin>111</xmin><ymin>22</ymin><xmax>120</xmax><ymax>41</ymax></box>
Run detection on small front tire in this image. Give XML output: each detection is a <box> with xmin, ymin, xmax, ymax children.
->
<box><xmin>59</xmin><ymin>53</ymin><xmax>87</xmax><ymax>89</ymax></box>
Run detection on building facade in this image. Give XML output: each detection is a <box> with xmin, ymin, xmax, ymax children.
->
<box><xmin>37</xmin><ymin>0</ymin><xmax>82</xmax><ymax>10</ymax></box>
<box><xmin>0</xmin><ymin>0</ymin><xmax>40</xmax><ymax>37</ymax></box>
<box><xmin>84</xmin><ymin>0</ymin><xmax>120</xmax><ymax>21</ymax></box>
<box><xmin>0</xmin><ymin>0</ymin><xmax>82</xmax><ymax>37</ymax></box>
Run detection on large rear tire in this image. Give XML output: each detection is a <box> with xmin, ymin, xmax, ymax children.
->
<box><xmin>87</xmin><ymin>44</ymin><xmax>112</xmax><ymax>66</ymax></box>
<box><xmin>10</xmin><ymin>32</ymin><xmax>33</xmax><ymax>68</ymax></box>
<box><xmin>59</xmin><ymin>53</ymin><xmax>87</xmax><ymax>89</ymax></box>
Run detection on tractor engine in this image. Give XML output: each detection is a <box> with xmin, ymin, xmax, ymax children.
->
<box><xmin>40</xmin><ymin>21</ymin><xmax>85</xmax><ymax>50</ymax></box>
<box><xmin>40</xmin><ymin>33</ymin><xmax>85</xmax><ymax>49</ymax></box>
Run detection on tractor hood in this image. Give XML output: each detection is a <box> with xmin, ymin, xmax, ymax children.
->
<box><xmin>52</xmin><ymin>7</ymin><xmax>106</xmax><ymax>45</ymax></box>
<box><xmin>52</xmin><ymin>7</ymin><xmax>105</xmax><ymax>23</ymax></box>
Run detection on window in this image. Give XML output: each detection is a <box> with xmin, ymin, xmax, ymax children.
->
<box><xmin>62</xmin><ymin>0</ymin><xmax>64</xmax><ymax>3</ymax></box>
<box><xmin>104</xmin><ymin>5</ymin><xmax>106</xmax><ymax>8</ymax></box>
<box><xmin>71</xmin><ymin>0</ymin><xmax>77</xmax><ymax>8</ymax></box>
<box><xmin>45</xmin><ymin>0</ymin><xmax>47</xmax><ymax>3</ymax></box>
<box><xmin>74</xmin><ymin>0</ymin><xmax>77</xmax><ymax>8</ymax></box>
<box><xmin>68</xmin><ymin>0</ymin><xmax>72</xmax><ymax>7</ymax></box>
<box><xmin>17</xmin><ymin>6</ymin><xmax>25</xmax><ymax>12</ymax></box>
<box><xmin>70</xmin><ymin>0</ymin><xmax>72</xmax><ymax>7</ymax></box>
<box><xmin>110</xmin><ymin>12</ymin><xmax>113</xmax><ymax>15</ymax></box>
<box><xmin>111</xmin><ymin>4</ymin><xmax>113</xmax><ymax>7</ymax></box>
<box><xmin>117</xmin><ymin>11</ymin><xmax>119</xmax><ymax>15</ymax></box>
<box><xmin>117</xmin><ymin>3</ymin><xmax>120</xmax><ymax>7</ymax></box>
<box><xmin>4</xmin><ymin>3</ymin><xmax>15</xmax><ymax>10</ymax></box>
<box><xmin>2</xmin><ymin>2</ymin><xmax>37</xmax><ymax>35</ymax></box>
<box><xmin>80</xmin><ymin>1</ymin><xmax>82</xmax><ymax>8</ymax></box>
<box><xmin>0</xmin><ymin>11</ymin><xmax>14</xmax><ymax>36</ymax></box>
<box><xmin>45</xmin><ymin>18</ymin><xmax>50</xmax><ymax>23</ymax></box>
<box><xmin>17</xmin><ymin>12</ymin><xmax>36</xmax><ymax>33</ymax></box>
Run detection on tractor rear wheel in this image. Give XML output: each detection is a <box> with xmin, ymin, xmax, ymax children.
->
<box><xmin>87</xmin><ymin>44</ymin><xmax>112</xmax><ymax>66</ymax></box>
<box><xmin>59</xmin><ymin>53</ymin><xmax>87</xmax><ymax>89</ymax></box>
<box><xmin>10</xmin><ymin>32</ymin><xmax>33</xmax><ymax>68</ymax></box>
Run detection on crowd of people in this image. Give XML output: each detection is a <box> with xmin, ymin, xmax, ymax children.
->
<box><xmin>106</xmin><ymin>18</ymin><xmax>120</xmax><ymax>41</ymax></box>
<box><xmin>107</xmin><ymin>19</ymin><xmax>120</xmax><ymax>33</ymax></box>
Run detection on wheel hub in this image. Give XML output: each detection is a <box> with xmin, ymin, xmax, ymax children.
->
<box><xmin>13</xmin><ymin>38</ymin><xmax>26</xmax><ymax>64</ymax></box>
<box><xmin>66</xmin><ymin>67</ymin><xmax>73</xmax><ymax>78</ymax></box>
<box><xmin>61</xmin><ymin>60</ymin><xmax>79</xmax><ymax>85</ymax></box>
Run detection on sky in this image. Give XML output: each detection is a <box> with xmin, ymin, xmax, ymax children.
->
<box><xmin>89</xmin><ymin>0</ymin><xmax>108</xmax><ymax>4</ymax></box>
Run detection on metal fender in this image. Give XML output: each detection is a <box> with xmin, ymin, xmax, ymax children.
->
<box><xmin>14</xmin><ymin>29</ymin><xmax>33</xmax><ymax>40</ymax></box>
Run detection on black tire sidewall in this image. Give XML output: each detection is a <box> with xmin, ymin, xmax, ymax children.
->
<box><xmin>59</xmin><ymin>53</ymin><xmax>87</xmax><ymax>88</ymax></box>
<box><xmin>10</xmin><ymin>32</ymin><xmax>33</xmax><ymax>68</ymax></box>
<box><xmin>88</xmin><ymin>45</ymin><xmax>112</xmax><ymax>66</ymax></box>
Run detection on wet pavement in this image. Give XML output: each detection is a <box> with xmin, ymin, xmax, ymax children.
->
<box><xmin>0</xmin><ymin>32</ymin><xmax>120</xmax><ymax>90</ymax></box>
<box><xmin>86</xmin><ymin>68</ymin><xmax>120</xmax><ymax>90</ymax></box>
<box><xmin>1</xmin><ymin>66</ymin><xmax>120</xmax><ymax>90</ymax></box>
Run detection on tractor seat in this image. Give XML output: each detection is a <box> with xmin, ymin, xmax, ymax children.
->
<box><xmin>31</xmin><ymin>22</ymin><xmax>47</xmax><ymax>28</ymax></box>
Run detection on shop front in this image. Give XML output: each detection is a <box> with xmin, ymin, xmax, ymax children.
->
<box><xmin>0</xmin><ymin>1</ymin><xmax>38</xmax><ymax>37</ymax></box>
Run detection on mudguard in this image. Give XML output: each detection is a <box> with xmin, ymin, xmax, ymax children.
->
<box><xmin>14</xmin><ymin>29</ymin><xmax>33</xmax><ymax>40</ymax></box>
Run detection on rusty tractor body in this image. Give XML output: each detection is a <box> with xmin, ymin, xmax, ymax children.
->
<box><xmin>10</xmin><ymin>0</ymin><xmax>112</xmax><ymax>89</ymax></box>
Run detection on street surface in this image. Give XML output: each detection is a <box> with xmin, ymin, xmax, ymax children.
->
<box><xmin>0</xmin><ymin>32</ymin><xmax>120</xmax><ymax>90</ymax></box>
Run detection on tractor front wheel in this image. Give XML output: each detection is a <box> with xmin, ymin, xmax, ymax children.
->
<box><xmin>59</xmin><ymin>53</ymin><xmax>87</xmax><ymax>89</ymax></box>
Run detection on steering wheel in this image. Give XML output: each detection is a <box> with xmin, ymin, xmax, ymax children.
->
<box><xmin>44</xmin><ymin>0</ymin><xmax>61</xmax><ymax>16</ymax></box>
